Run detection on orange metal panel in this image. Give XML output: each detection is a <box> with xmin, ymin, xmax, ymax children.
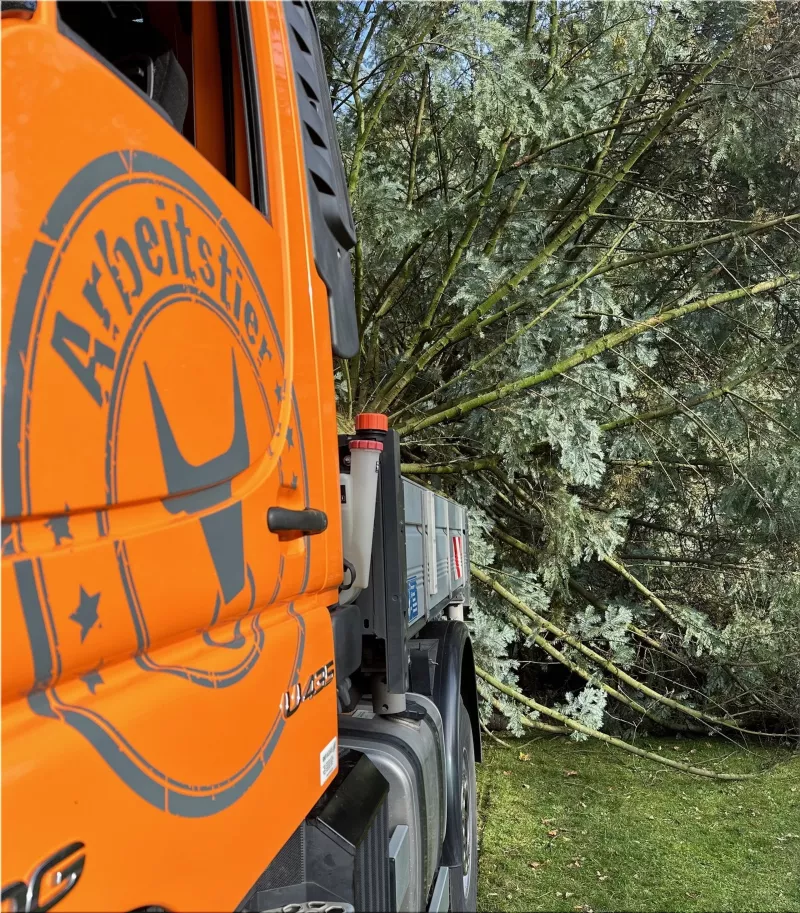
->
<box><xmin>1</xmin><ymin>3</ymin><xmax>344</xmax><ymax>909</ymax></box>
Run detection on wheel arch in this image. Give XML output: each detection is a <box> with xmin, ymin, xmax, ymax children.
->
<box><xmin>415</xmin><ymin>618</ymin><xmax>481</xmax><ymax>869</ymax></box>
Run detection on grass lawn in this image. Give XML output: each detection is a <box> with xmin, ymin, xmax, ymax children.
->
<box><xmin>477</xmin><ymin>734</ymin><xmax>800</xmax><ymax>913</ymax></box>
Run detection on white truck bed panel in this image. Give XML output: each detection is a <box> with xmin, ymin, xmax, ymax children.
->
<box><xmin>402</xmin><ymin>478</ymin><xmax>470</xmax><ymax>628</ymax></box>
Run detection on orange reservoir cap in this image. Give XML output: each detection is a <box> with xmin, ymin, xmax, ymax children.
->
<box><xmin>355</xmin><ymin>412</ymin><xmax>389</xmax><ymax>432</ymax></box>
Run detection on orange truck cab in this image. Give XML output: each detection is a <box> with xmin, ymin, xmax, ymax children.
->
<box><xmin>1</xmin><ymin>3</ymin><xmax>479</xmax><ymax>912</ymax></box>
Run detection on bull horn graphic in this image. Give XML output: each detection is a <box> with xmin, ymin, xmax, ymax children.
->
<box><xmin>144</xmin><ymin>352</ymin><xmax>250</xmax><ymax>604</ymax></box>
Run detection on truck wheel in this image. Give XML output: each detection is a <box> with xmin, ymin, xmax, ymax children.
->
<box><xmin>450</xmin><ymin>697</ymin><xmax>478</xmax><ymax>912</ymax></box>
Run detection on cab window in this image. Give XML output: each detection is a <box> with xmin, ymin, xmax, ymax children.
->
<box><xmin>57</xmin><ymin>0</ymin><xmax>266</xmax><ymax>214</ymax></box>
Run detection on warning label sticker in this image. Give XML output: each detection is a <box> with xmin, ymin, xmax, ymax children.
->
<box><xmin>453</xmin><ymin>535</ymin><xmax>463</xmax><ymax>579</ymax></box>
<box><xmin>320</xmin><ymin>736</ymin><xmax>338</xmax><ymax>784</ymax></box>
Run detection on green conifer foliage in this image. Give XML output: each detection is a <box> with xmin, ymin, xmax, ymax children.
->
<box><xmin>318</xmin><ymin>0</ymin><xmax>800</xmax><ymax>742</ymax></box>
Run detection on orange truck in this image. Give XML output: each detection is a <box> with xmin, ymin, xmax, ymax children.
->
<box><xmin>1</xmin><ymin>2</ymin><xmax>480</xmax><ymax>911</ymax></box>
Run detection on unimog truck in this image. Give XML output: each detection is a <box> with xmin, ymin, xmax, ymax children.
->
<box><xmin>1</xmin><ymin>2</ymin><xmax>479</xmax><ymax>911</ymax></box>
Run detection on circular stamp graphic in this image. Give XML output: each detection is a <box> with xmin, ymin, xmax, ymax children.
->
<box><xmin>3</xmin><ymin>151</ymin><xmax>311</xmax><ymax>815</ymax></box>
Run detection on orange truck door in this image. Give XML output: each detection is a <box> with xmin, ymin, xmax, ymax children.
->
<box><xmin>2</xmin><ymin>2</ymin><xmax>345</xmax><ymax>909</ymax></box>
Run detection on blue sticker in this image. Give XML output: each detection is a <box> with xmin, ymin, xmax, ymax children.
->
<box><xmin>407</xmin><ymin>577</ymin><xmax>420</xmax><ymax>624</ymax></box>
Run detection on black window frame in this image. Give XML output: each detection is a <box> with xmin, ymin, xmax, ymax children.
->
<box><xmin>232</xmin><ymin>0</ymin><xmax>269</xmax><ymax>221</ymax></box>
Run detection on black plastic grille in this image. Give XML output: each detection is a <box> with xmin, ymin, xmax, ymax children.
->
<box><xmin>252</xmin><ymin>823</ymin><xmax>305</xmax><ymax>893</ymax></box>
<box><xmin>355</xmin><ymin>799</ymin><xmax>390</xmax><ymax>912</ymax></box>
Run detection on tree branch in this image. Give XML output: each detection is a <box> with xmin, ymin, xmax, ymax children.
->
<box><xmin>398</xmin><ymin>273</ymin><xmax>797</xmax><ymax>434</ymax></box>
<box><xmin>406</xmin><ymin>63</ymin><xmax>430</xmax><ymax>208</ymax></box>
<box><xmin>372</xmin><ymin>38</ymin><xmax>745</xmax><ymax>410</ymax></box>
<box><xmin>476</xmin><ymin>668</ymin><xmax>756</xmax><ymax>779</ymax></box>
<box><xmin>471</xmin><ymin>564</ymin><xmax>783</xmax><ymax>738</ymax></box>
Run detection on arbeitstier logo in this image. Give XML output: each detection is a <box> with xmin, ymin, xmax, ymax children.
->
<box><xmin>2</xmin><ymin>151</ymin><xmax>310</xmax><ymax>816</ymax></box>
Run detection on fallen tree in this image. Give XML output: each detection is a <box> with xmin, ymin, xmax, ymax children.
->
<box><xmin>321</xmin><ymin>0</ymin><xmax>800</xmax><ymax>764</ymax></box>
<box><xmin>476</xmin><ymin>668</ymin><xmax>757</xmax><ymax>780</ymax></box>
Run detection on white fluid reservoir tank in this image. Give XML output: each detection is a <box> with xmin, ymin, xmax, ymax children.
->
<box><xmin>339</xmin><ymin>413</ymin><xmax>388</xmax><ymax>605</ymax></box>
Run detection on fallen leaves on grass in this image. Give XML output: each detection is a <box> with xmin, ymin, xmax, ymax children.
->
<box><xmin>520</xmin><ymin>752</ymin><xmax>531</xmax><ymax>761</ymax></box>
<box><xmin>564</xmin><ymin>769</ymin><xmax>579</xmax><ymax>776</ymax></box>
<box><xmin>478</xmin><ymin>738</ymin><xmax>797</xmax><ymax>913</ymax></box>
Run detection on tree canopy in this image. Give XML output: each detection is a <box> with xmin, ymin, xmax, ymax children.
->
<box><xmin>317</xmin><ymin>0</ymin><xmax>800</xmax><ymax>760</ymax></box>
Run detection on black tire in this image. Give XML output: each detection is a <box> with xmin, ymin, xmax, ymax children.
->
<box><xmin>449</xmin><ymin>696</ymin><xmax>478</xmax><ymax>912</ymax></box>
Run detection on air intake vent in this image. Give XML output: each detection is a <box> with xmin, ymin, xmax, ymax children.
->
<box><xmin>251</xmin><ymin>824</ymin><xmax>306</xmax><ymax>893</ymax></box>
<box><xmin>284</xmin><ymin>2</ymin><xmax>359</xmax><ymax>358</ymax></box>
<box><xmin>236</xmin><ymin>751</ymin><xmax>391</xmax><ymax>912</ymax></box>
<box><xmin>355</xmin><ymin>798</ymin><xmax>390</xmax><ymax>911</ymax></box>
